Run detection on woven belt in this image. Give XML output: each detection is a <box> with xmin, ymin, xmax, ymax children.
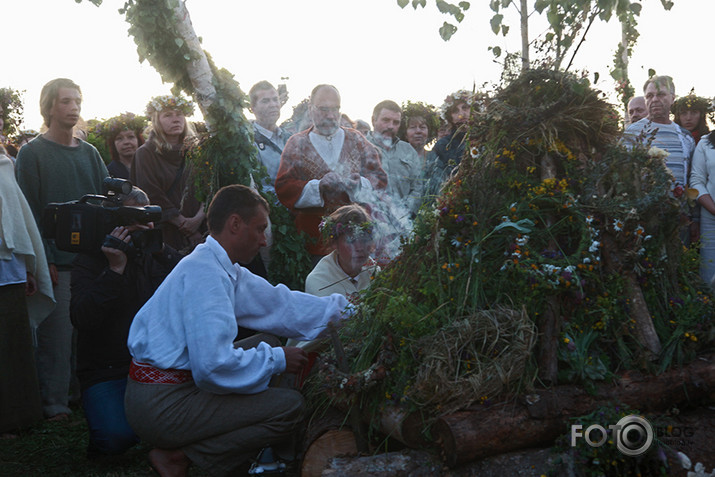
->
<box><xmin>129</xmin><ymin>359</ymin><xmax>193</xmax><ymax>384</ymax></box>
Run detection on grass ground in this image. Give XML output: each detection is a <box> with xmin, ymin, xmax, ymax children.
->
<box><xmin>0</xmin><ymin>404</ymin><xmax>209</xmax><ymax>477</ymax></box>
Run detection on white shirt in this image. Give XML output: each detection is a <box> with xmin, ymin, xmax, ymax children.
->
<box><xmin>294</xmin><ymin>128</ymin><xmax>374</xmax><ymax>208</ymax></box>
<box><xmin>127</xmin><ymin>235</ymin><xmax>350</xmax><ymax>394</ymax></box>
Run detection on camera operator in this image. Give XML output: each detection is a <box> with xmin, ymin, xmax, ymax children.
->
<box><xmin>70</xmin><ymin>186</ymin><xmax>182</xmax><ymax>458</ymax></box>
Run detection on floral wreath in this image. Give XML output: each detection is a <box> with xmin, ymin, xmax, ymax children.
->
<box><xmin>439</xmin><ymin>89</ymin><xmax>474</xmax><ymax>121</ymax></box>
<box><xmin>319</xmin><ymin>216</ymin><xmax>374</xmax><ymax>242</ymax></box>
<box><xmin>671</xmin><ymin>89</ymin><xmax>713</xmax><ymax>114</ymax></box>
<box><xmin>145</xmin><ymin>94</ymin><xmax>195</xmax><ymax>116</ymax></box>
<box><xmin>94</xmin><ymin>112</ymin><xmax>147</xmax><ymax>140</ymax></box>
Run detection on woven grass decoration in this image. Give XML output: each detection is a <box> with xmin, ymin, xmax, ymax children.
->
<box><xmin>410</xmin><ymin>307</ymin><xmax>536</xmax><ymax>417</ymax></box>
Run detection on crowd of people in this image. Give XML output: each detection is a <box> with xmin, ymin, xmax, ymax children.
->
<box><xmin>1</xmin><ymin>73</ymin><xmax>714</xmax><ymax>476</ymax></box>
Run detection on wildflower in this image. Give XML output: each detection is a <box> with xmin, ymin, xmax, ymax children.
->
<box><xmin>589</xmin><ymin>241</ymin><xmax>600</xmax><ymax>253</ymax></box>
<box><xmin>470</xmin><ymin>146</ymin><xmax>479</xmax><ymax>158</ymax></box>
<box><xmin>648</xmin><ymin>146</ymin><xmax>669</xmax><ymax>160</ymax></box>
<box><xmin>635</xmin><ymin>225</ymin><xmax>645</xmax><ymax>236</ymax></box>
<box><xmin>612</xmin><ymin>218</ymin><xmax>624</xmax><ymax>232</ymax></box>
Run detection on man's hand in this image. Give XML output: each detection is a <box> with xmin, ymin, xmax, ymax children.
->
<box><xmin>319</xmin><ymin>172</ymin><xmax>353</xmax><ymax>205</ymax></box>
<box><xmin>25</xmin><ymin>272</ymin><xmax>37</xmax><ymax>296</ymax></box>
<box><xmin>282</xmin><ymin>346</ymin><xmax>308</xmax><ymax>374</ymax></box>
<box><xmin>102</xmin><ymin>227</ymin><xmax>130</xmax><ymax>274</ymax></box>
<box><xmin>49</xmin><ymin>263</ymin><xmax>58</xmax><ymax>286</ymax></box>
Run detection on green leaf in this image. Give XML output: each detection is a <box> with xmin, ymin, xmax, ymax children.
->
<box><xmin>489</xmin><ymin>0</ymin><xmax>500</xmax><ymax>12</ymax></box>
<box><xmin>502</xmin><ymin>24</ymin><xmax>509</xmax><ymax>36</ymax></box>
<box><xmin>458</xmin><ymin>1</ymin><xmax>470</xmax><ymax>10</ymax></box>
<box><xmin>439</xmin><ymin>22</ymin><xmax>458</xmax><ymax>41</ymax></box>
<box><xmin>174</xmin><ymin>38</ymin><xmax>184</xmax><ymax>48</ymax></box>
<box><xmin>412</xmin><ymin>0</ymin><xmax>427</xmax><ymax>7</ymax></box>
<box><xmin>490</xmin><ymin>14</ymin><xmax>503</xmax><ymax>34</ymax></box>
<box><xmin>489</xmin><ymin>45</ymin><xmax>502</xmax><ymax>57</ymax></box>
<box><xmin>397</xmin><ymin>0</ymin><xmax>408</xmax><ymax>8</ymax></box>
<box><xmin>593</xmin><ymin>71</ymin><xmax>599</xmax><ymax>84</ymax></box>
<box><xmin>660</xmin><ymin>0</ymin><xmax>674</xmax><ymax>10</ymax></box>
<box><xmin>648</xmin><ymin>68</ymin><xmax>656</xmax><ymax>78</ymax></box>
<box><xmin>493</xmin><ymin>218</ymin><xmax>535</xmax><ymax>234</ymax></box>
<box><xmin>629</xmin><ymin>2</ymin><xmax>642</xmax><ymax>15</ymax></box>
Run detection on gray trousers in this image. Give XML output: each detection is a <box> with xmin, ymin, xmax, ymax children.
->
<box><xmin>35</xmin><ymin>271</ymin><xmax>73</xmax><ymax>417</ymax></box>
<box><xmin>124</xmin><ymin>335</ymin><xmax>304</xmax><ymax>476</ymax></box>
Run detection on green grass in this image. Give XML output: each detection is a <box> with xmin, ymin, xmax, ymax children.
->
<box><xmin>0</xmin><ymin>405</ymin><xmax>209</xmax><ymax>476</ymax></box>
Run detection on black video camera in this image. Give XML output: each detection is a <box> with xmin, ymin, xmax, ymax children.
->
<box><xmin>42</xmin><ymin>178</ymin><xmax>163</xmax><ymax>258</ymax></box>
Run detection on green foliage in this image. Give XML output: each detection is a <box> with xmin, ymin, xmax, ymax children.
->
<box><xmin>309</xmin><ymin>69</ymin><xmax>715</xmax><ymax>441</ymax></box>
<box><xmin>0</xmin><ymin>87</ymin><xmax>25</xmax><ymax>137</ymax></box>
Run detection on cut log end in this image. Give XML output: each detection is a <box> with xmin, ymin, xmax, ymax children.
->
<box><xmin>301</xmin><ymin>429</ymin><xmax>358</xmax><ymax>477</ymax></box>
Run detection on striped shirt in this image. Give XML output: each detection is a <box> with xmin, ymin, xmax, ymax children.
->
<box><xmin>624</xmin><ymin>119</ymin><xmax>696</xmax><ymax>187</ymax></box>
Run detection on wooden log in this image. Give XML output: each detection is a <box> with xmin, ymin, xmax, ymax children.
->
<box><xmin>536</xmin><ymin>295</ymin><xmax>561</xmax><ymax>384</ymax></box>
<box><xmin>301</xmin><ymin>429</ymin><xmax>357</xmax><ymax>477</ymax></box>
<box><xmin>434</xmin><ymin>354</ymin><xmax>715</xmax><ymax>467</ymax></box>
<box><xmin>379</xmin><ymin>405</ymin><xmax>428</xmax><ymax>448</ymax></box>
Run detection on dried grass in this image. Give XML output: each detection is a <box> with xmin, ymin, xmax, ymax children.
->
<box><xmin>409</xmin><ymin>306</ymin><xmax>537</xmax><ymax>417</ymax></box>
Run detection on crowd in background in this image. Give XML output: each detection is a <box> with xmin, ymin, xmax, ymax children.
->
<box><xmin>1</xmin><ymin>73</ymin><xmax>715</xmax><ymax>474</ymax></box>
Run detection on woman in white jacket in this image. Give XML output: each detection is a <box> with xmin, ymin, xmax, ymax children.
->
<box><xmin>689</xmin><ymin>130</ymin><xmax>715</xmax><ymax>288</ymax></box>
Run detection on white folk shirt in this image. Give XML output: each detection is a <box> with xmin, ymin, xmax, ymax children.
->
<box><xmin>127</xmin><ymin>235</ymin><xmax>350</xmax><ymax>394</ymax></box>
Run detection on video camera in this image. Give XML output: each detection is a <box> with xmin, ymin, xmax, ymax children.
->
<box><xmin>42</xmin><ymin>178</ymin><xmax>163</xmax><ymax>258</ymax></box>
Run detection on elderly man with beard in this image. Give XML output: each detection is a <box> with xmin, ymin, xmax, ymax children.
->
<box><xmin>276</xmin><ymin>84</ymin><xmax>387</xmax><ymax>261</ymax></box>
<box><xmin>366</xmin><ymin>100</ymin><xmax>422</xmax><ymax>217</ymax></box>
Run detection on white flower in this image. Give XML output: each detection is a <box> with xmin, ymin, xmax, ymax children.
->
<box><xmin>585</xmin><ymin>215</ymin><xmax>594</xmax><ymax>224</ymax></box>
<box><xmin>648</xmin><ymin>146</ymin><xmax>670</xmax><ymax>160</ymax></box>
<box><xmin>612</xmin><ymin>218</ymin><xmax>624</xmax><ymax>231</ymax></box>
<box><xmin>635</xmin><ymin>225</ymin><xmax>645</xmax><ymax>236</ymax></box>
<box><xmin>583</xmin><ymin>257</ymin><xmax>591</xmax><ymax>264</ymax></box>
<box><xmin>516</xmin><ymin>235</ymin><xmax>529</xmax><ymax>246</ymax></box>
<box><xmin>644</xmin><ymin>235</ymin><xmax>652</xmax><ymax>241</ymax></box>
<box><xmin>589</xmin><ymin>241</ymin><xmax>600</xmax><ymax>253</ymax></box>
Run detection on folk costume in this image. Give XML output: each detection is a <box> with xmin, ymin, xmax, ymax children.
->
<box><xmin>125</xmin><ymin>235</ymin><xmax>349</xmax><ymax>475</ymax></box>
<box><xmin>275</xmin><ymin>126</ymin><xmax>387</xmax><ymax>255</ymax></box>
<box><xmin>130</xmin><ymin>132</ymin><xmax>203</xmax><ymax>252</ymax></box>
<box><xmin>0</xmin><ymin>154</ymin><xmax>55</xmax><ymax>433</ymax></box>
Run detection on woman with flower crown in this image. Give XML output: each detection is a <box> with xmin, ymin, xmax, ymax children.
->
<box><xmin>672</xmin><ymin>91</ymin><xmax>711</xmax><ymax>145</ymax></box>
<box><xmin>130</xmin><ymin>94</ymin><xmax>205</xmax><ymax>251</ymax></box>
<box><xmin>96</xmin><ymin>113</ymin><xmax>146</xmax><ymax>180</ymax></box>
<box><xmin>305</xmin><ymin>204</ymin><xmax>379</xmax><ymax>298</ymax></box>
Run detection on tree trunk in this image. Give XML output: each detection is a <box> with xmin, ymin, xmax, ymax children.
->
<box><xmin>170</xmin><ymin>0</ymin><xmax>217</xmax><ymax>130</ymax></box>
<box><xmin>520</xmin><ymin>0</ymin><xmax>529</xmax><ymax>70</ymax></box>
<box><xmin>433</xmin><ymin>354</ymin><xmax>714</xmax><ymax>467</ymax></box>
<box><xmin>600</xmin><ymin>234</ymin><xmax>661</xmax><ymax>357</ymax></box>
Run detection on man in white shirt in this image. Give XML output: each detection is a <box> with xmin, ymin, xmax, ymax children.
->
<box><xmin>124</xmin><ymin>184</ymin><xmax>350</xmax><ymax>476</ymax></box>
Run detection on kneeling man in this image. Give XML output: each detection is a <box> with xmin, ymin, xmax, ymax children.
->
<box><xmin>124</xmin><ymin>184</ymin><xmax>349</xmax><ymax>476</ymax></box>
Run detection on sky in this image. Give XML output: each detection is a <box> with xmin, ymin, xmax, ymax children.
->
<box><xmin>3</xmin><ymin>0</ymin><xmax>714</xmax><ymax>131</ymax></box>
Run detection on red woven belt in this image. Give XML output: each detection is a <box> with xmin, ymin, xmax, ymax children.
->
<box><xmin>129</xmin><ymin>359</ymin><xmax>193</xmax><ymax>384</ymax></box>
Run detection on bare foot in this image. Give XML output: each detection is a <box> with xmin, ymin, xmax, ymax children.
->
<box><xmin>148</xmin><ymin>448</ymin><xmax>190</xmax><ymax>477</ymax></box>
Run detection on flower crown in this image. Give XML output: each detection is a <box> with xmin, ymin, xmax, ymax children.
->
<box><xmin>94</xmin><ymin>112</ymin><xmax>147</xmax><ymax>140</ymax></box>
<box><xmin>671</xmin><ymin>90</ymin><xmax>713</xmax><ymax>114</ymax></box>
<box><xmin>145</xmin><ymin>94</ymin><xmax>195</xmax><ymax>116</ymax></box>
<box><xmin>319</xmin><ymin>216</ymin><xmax>374</xmax><ymax>242</ymax></box>
<box><xmin>439</xmin><ymin>89</ymin><xmax>473</xmax><ymax>121</ymax></box>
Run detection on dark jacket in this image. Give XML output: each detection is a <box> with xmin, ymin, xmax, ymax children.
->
<box><xmin>70</xmin><ymin>246</ymin><xmax>181</xmax><ymax>390</ymax></box>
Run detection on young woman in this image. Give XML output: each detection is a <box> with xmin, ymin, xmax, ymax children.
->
<box><xmin>97</xmin><ymin>112</ymin><xmax>146</xmax><ymax>179</ymax></box>
<box><xmin>306</xmin><ymin>204</ymin><xmax>379</xmax><ymax>299</ymax></box>
<box><xmin>130</xmin><ymin>95</ymin><xmax>205</xmax><ymax>252</ymax></box>
<box><xmin>672</xmin><ymin>91</ymin><xmax>711</xmax><ymax>144</ymax></box>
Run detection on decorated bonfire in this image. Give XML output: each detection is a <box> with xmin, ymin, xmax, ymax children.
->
<box><xmin>302</xmin><ymin>69</ymin><xmax>715</xmax><ymax>474</ymax></box>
